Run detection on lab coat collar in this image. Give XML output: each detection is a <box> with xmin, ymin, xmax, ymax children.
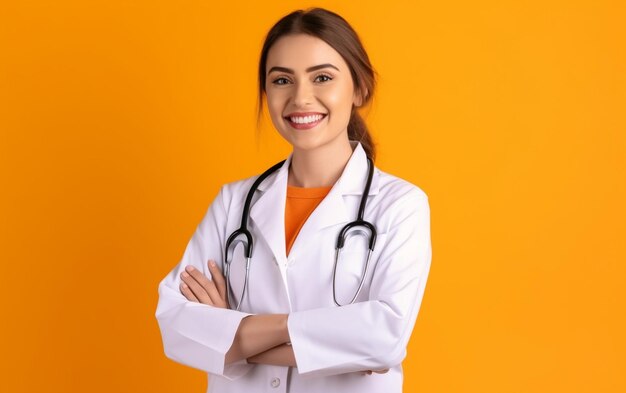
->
<box><xmin>255</xmin><ymin>141</ymin><xmax>380</xmax><ymax>195</ymax></box>
<box><xmin>334</xmin><ymin>141</ymin><xmax>380</xmax><ymax>196</ymax></box>
<box><xmin>250</xmin><ymin>141</ymin><xmax>379</xmax><ymax>264</ymax></box>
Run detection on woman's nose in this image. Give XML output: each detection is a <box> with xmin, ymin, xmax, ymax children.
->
<box><xmin>293</xmin><ymin>81</ymin><xmax>314</xmax><ymax>107</ymax></box>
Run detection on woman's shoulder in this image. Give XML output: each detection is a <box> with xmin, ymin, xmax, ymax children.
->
<box><xmin>375</xmin><ymin>167</ymin><xmax>429</xmax><ymax>203</ymax></box>
<box><xmin>219</xmin><ymin>174</ymin><xmax>258</xmax><ymax>197</ymax></box>
<box><xmin>373</xmin><ymin>168</ymin><xmax>430</xmax><ymax>235</ymax></box>
<box><xmin>213</xmin><ymin>171</ymin><xmax>268</xmax><ymax>212</ymax></box>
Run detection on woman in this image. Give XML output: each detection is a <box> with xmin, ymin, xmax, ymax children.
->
<box><xmin>155</xmin><ymin>7</ymin><xmax>432</xmax><ymax>393</ymax></box>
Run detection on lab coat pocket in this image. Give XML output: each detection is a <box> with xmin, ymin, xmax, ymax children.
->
<box><xmin>333</xmin><ymin>233</ymin><xmax>388</xmax><ymax>304</ymax></box>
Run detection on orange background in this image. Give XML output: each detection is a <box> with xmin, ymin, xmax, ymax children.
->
<box><xmin>1</xmin><ymin>1</ymin><xmax>624</xmax><ymax>392</ymax></box>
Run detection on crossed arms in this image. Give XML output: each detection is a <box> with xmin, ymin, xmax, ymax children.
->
<box><xmin>179</xmin><ymin>260</ymin><xmax>387</xmax><ymax>375</ymax></box>
<box><xmin>156</xmin><ymin>185</ymin><xmax>430</xmax><ymax>379</ymax></box>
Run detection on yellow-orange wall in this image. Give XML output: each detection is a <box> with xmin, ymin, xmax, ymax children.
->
<box><xmin>1</xmin><ymin>1</ymin><xmax>624</xmax><ymax>392</ymax></box>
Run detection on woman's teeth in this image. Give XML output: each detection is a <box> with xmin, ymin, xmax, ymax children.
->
<box><xmin>289</xmin><ymin>114</ymin><xmax>325</xmax><ymax>124</ymax></box>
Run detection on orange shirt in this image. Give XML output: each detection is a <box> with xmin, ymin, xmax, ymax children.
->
<box><xmin>285</xmin><ymin>185</ymin><xmax>333</xmax><ymax>256</ymax></box>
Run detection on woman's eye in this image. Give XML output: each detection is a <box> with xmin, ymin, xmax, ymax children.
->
<box><xmin>271</xmin><ymin>74</ymin><xmax>332</xmax><ymax>85</ymax></box>
<box><xmin>315</xmin><ymin>74</ymin><xmax>332</xmax><ymax>83</ymax></box>
<box><xmin>272</xmin><ymin>77</ymin><xmax>290</xmax><ymax>85</ymax></box>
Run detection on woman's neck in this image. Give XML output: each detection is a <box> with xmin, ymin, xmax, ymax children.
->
<box><xmin>288</xmin><ymin>139</ymin><xmax>354</xmax><ymax>188</ymax></box>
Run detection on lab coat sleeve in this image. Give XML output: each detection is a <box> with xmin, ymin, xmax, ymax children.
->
<box><xmin>155</xmin><ymin>185</ymin><xmax>254</xmax><ymax>380</ymax></box>
<box><xmin>287</xmin><ymin>188</ymin><xmax>432</xmax><ymax>378</ymax></box>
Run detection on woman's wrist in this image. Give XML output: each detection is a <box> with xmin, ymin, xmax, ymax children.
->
<box><xmin>280</xmin><ymin>314</ymin><xmax>290</xmax><ymax>344</ymax></box>
<box><xmin>247</xmin><ymin>343</ymin><xmax>296</xmax><ymax>367</ymax></box>
<box><xmin>227</xmin><ymin>313</ymin><xmax>291</xmax><ymax>363</ymax></box>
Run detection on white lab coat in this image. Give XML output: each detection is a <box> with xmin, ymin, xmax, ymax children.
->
<box><xmin>155</xmin><ymin>141</ymin><xmax>432</xmax><ymax>393</ymax></box>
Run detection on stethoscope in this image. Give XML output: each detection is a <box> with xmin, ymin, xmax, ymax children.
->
<box><xmin>224</xmin><ymin>157</ymin><xmax>377</xmax><ymax>310</ymax></box>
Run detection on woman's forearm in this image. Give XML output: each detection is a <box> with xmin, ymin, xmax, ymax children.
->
<box><xmin>247</xmin><ymin>343</ymin><xmax>297</xmax><ymax>367</ymax></box>
<box><xmin>225</xmin><ymin>314</ymin><xmax>290</xmax><ymax>364</ymax></box>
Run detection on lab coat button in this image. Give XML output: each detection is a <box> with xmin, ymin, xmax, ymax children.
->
<box><xmin>270</xmin><ymin>377</ymin><xmax>280</xmax><ymax>388</ymax></box>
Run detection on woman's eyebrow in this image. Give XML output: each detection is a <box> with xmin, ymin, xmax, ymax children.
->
<box><xmin>267</xmin><ymin>63</ymin><xmax>340</xmax><ymax>75</ymax></box>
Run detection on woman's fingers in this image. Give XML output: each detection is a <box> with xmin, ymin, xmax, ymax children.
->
<box><xmin>180</xmin><ymin>264</ymin><xmax>227</xmax><ymax>308</ymax></box>
<box><xmin>180</xmin><ymin>282</ymin><xmax>199</xmax><ymax>302</ymax></box>
<box><xmin>208</xmin><ymin>260</ymin><xmax>228</xmax><ymax>308</ymax></box>
<box><xmin>190</xmin><ymin>264</ymin><xmax>225</xmax><ymax>308</ymax></box>
<box><xmin>180</xmin><ymin>268</ymin><xmax>213</xmax><ymax>305</ymax></box>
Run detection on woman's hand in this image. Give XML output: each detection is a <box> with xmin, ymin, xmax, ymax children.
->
<box><xmin>179</xmin><ymin>260</ymin><xmax>229</xmax><ymax>309</ymax></box>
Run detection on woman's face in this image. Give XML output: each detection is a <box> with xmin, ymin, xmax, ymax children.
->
<box><xmin>265</xmin><ymin>34</ymin><xmax>362</xmax><ymax>154</ymax></box>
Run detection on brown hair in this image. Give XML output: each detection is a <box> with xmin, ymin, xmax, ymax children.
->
<box><xmin>256</xmin><ymin>7</ymin><xmax>378</xmax><ymax>161</ymax></box>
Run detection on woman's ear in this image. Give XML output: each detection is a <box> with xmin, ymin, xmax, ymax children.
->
<box><xmin>353</xmin><ymin>85</ymin><xmax>368</xmax><ymax>107</ymax></box>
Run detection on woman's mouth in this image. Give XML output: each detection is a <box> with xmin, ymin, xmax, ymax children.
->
<box><xmin>284</xmin><ymin>113</ymin><xmax>327</xmax><ymax>130</ymax></box>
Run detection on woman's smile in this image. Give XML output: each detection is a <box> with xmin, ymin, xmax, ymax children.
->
<box><xmin>284</xmin><ymin>113</ymin><xmax>328</xmax><ymax>129</ymax></box>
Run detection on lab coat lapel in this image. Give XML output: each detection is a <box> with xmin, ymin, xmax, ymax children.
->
<box><xmin>249</xmin><ymin>157</ymin><xmax>290</xmax><ymax>266</ymax></box>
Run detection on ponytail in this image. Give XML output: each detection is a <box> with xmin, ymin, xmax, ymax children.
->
<box><xmin>348</xmin><ymin>110</ymin><xmax>376</xmax><ymax>162</ymax></box>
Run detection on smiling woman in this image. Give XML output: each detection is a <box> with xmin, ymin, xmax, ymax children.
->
<box><xmin>264</xmin><ymin>34</ymin><xmax>362</xmax><ymax>177</ymax></box>
<box><xmin>155</xmin><ymin>7</ymin><xmax>432</xmax><ymax>393</ymax></box>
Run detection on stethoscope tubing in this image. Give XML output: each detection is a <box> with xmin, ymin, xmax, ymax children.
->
<box><xmin>225</xmin><ymin>156</ymin><xmax>376</xmax><ymax>310</ymax></box>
